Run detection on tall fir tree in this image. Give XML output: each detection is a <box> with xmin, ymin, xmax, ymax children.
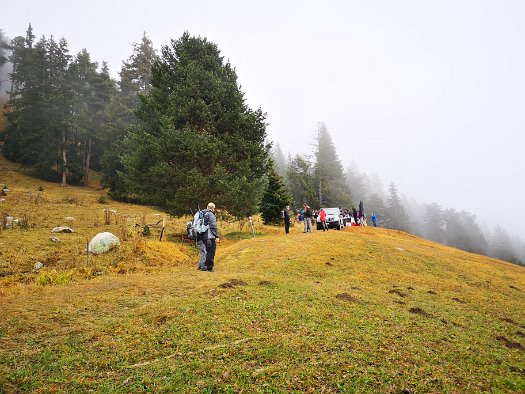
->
<box><xmin>270</xmin><ymin>142</ymin><xmax>287</xmax><ymax>178</ymax></box>
<box><xmin>383</xmin><ymin>183</ymin><xmax>410</xmax><ymax>232</ymax></box>
<box><xmin>120</xmin><ymin>32</ymin><xmax>269</xmax><ymax>217</ymax></box>
<box><xmin>3</xmin><ymin>27</ymin><xmax>72</xmax><ymax>181</ymax></box>
<box><xmin>101</xmin><ymin>33</ymin><xmax>157</xmax><ymax>196</ymax></box>
<box><xmin>0</xmin><ymin>29</ymin><xmax>9</xmax><ymax>93</ymax></box>
<box><xmin>260</xmin><ymin>163</ymin><xmax>292</xmax><ymax>225</ymax></box>
<box><xmin>489</xmin><ymin>225</ymin><xmax>517</xmax><ymax>263</ymax></box>
<box><xmin>285</xmin><ymin>154</ymin><xmax>317</xmax><ymax>209</ymax></box>
<box><xmin>424</xmin><ymin>202</ymin><xmax>446</xmax><ymax>243</ymax></box>
<box><xmin>366</xmin><ymin>193</ymin><xmax>385</xmax><ymax>224</ymax></box>
<box><xmin>313</xmin><ymin>123</ymin><xmax>352</xmax><ymax>207</ymax></box>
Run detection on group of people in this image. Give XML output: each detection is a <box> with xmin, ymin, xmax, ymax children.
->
<box><xmin>282</xmin><ymin>203</ymin><xmax>378</xmax><ymax>233</ymax></box>
<box><xmin>194</xmin><ymin>201</ymin><xmax>378</xmax><ymax>271</ymax></box>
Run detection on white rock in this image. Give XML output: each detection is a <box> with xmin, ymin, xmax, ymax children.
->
<box><xmin>64</xmin><ymin>217</ymin><xmax>75</xmax><ymax>221</ymax></box>
<box><xmin>34</xmin><ymin>261</ymin><xmax>44</xmax><ymax>270</ymax></box>
<box><xmin>50</xmin><ymin>236</ymin><xmax>60</xmax><ymax>242</ymax></box>
<box><xmin>51</xmin><ymin>226</ymin><xmax>75</xmax><ymax>233</ymax></box>
<box><xmin>88</xmin><ymin>232</ymin><xmax>120</xmax><ymax>255</ymax></box>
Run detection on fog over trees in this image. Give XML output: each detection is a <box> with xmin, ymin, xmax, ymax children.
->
<box><xmin>271</xmin><ymin>138</ymin><xmax>525</xmax><ymax>266</ymax></box>
<box><xmin>0</xmin><ymin>24</ymin><xmax>523</xmax><ymax>266</ymax></box>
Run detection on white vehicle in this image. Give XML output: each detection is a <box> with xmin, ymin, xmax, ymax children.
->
<box><xmin>316</xmin><ymin>208</ymin><xmax>344</xmax><ymax>230</ymax></box>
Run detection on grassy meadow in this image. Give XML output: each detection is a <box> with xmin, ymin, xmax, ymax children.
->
<box><xmin>1</xmin><ymin>156</ymin><xmax>524</xmax><ymax>393</ymax></box>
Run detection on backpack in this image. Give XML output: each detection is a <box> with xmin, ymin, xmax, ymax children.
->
<box><xmin>305</xmin><ymin>207</ymin><xmax>313</xmax><ymax>218</ymax></box>
<box><xmin>187</xmin><ymin>210</ymin><xmax>209</xmax><ymax>240</ymax></box>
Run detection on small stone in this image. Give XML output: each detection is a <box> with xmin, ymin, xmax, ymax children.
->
<box><xmin>64</xmin><ymin>217</ymin><xmax>75</xmax><ymax>221</ymax></box>
<box><xmin>50</xmin><ymin>236</ymin><xmax>60</xmax><ymax>243</ymax></box>
<box><xmin>34</xmin><ymin>262</ymin><xmax>44</xmax><ymax>270</ymax></box>
<box><xmin>51</xmin><ymin>226</ymin><xmax>75</xmax><ymax>233</ymax></box>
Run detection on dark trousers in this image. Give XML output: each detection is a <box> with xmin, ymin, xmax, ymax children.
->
<box><xmin>205</xmin><ymin>238</ymin><xmax>216</xmax><ymax>270</ymax></box>
<box><xmin>284</xmin><ymin>219</ymin><xmax>290</xmax><ymax>233</ymax></box>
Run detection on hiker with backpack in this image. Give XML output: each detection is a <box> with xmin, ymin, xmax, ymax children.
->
<box><xmin>303</xmin><ymin>203</ymin><xmax>313</xmax><ymax>233</ymax></box>
<box><xmin>192</xmin><ymin>210</ymin><xmax>207</xmax><ymax>270</ymax></box>
<box><xmin>201</xmin><ymin>202</ymin><xmax>219</xmax><ymax>272</ymax></box>
<box><xmin>282</xmin><ymin>205</ymin><xmax>291</xmax><ymax>234</ymax></box>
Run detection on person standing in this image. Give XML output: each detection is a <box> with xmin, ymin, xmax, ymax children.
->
<box><xmin>283</xmin><ymin>205</ymin><xmax>291</xmax><ymax>234</ymax></box>
<box><xmin>303</xmin><ymin>203</ymin><xmax>312</xmax><ymax>233</ymax></box>
<box><xmin>371</xmin><ymin>213</ymin><xmax>377</xmax><ymax>227</ymax></box>
<box><xmin>352</xmin><ymin>207</ymin><xmax>359</xmax><ymax>226</ymax></box>
<box><xmin>202</xmin><ymin>202</ymin><xmax>219</xmax><ymax>272</ymax></box>
<box><xmin>319</xmin><ymin>208</ymin><xmax>328</xmax><ymax>231</ymax></box>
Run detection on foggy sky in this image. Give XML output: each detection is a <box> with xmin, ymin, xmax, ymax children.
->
<box><xmin>2</xmin><ymin>0</ymin><xmax>524</xmax><ymax>237</ymax></box>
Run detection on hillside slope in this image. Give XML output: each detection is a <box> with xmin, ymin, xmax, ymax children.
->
<box><xmin>0</xmin><ymin>156</ymin><xmax>524</xmax><ymax>392</ymax></box>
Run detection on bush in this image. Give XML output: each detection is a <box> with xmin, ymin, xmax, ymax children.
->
<box><xmin>97</xmin><ymin>195</ymin><xmax>108</xmax><ymax>204</ymax></box>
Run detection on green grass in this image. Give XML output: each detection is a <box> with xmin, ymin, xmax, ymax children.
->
<box><xmin>0</xmin><ymin>156</ymin><xmax>524</xmax><ymax>392</ymax></box>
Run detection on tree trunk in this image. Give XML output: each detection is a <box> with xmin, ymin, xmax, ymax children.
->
<box><xmin>61</xmin><ymin>130</ymin><xmax>67</xmax><ymax>186</ymax></box>
<box><xmin>84</xmin><ymin>137</ymin><xmax>92</xmax><ymax>186</ymax></box>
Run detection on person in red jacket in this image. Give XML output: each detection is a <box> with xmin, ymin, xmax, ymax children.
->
<box><xmin>319</xmin><ymin>208</ymin><xmax>328</xmax><ymax>231</ymax></box>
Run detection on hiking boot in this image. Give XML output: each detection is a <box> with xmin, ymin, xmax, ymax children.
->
<box><xmin>207</xmin><ymin>268</ymin><xmax>214</xmax><ymax>272</ymax></box>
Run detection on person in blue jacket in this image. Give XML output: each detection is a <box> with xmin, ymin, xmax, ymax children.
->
<box><xmin>371</xmin><ymin>213</ymin><xmax>377</xmax><ymax>227</ymax></box>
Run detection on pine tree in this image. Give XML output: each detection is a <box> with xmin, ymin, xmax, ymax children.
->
<box><xmin>3</xmin><ymin>27</ymin><xmax>67</xmax><ymax>181</ymax></box>
<box><xmin>346</xmin><ymin>163</ymin><xmax>367</xmax><ymax>202</ymax></box>
<box><xmin>120</xmin><ymin>32</ymin><xmax>269</xmax><ymax>218</ymax></box>
<box><xmin>424</xmin><ymin>202</ymin><xmax>446</xmax><ymax>243</ymax></box>
<box><xmin>383</xmin><ymin>183</ymin><xmax>410</xmax><ymax>232</ymax></box>
<box><xmin>313</xmin><ymin>123</ymin><xmax>352</xmax><ymax>207</ymax></box>
<box><xmin>101</xmin><ymin>33</ymin><xmax>157</xmax><ymax>196</ymax></box>
<box><xmin>0</xmin><ymin>29</ymin><xmax>9</xmax><ymax>93</ymax></box>
<box><xmin>285</xmin><ymin>154</ymin><xmax>317</xmax><ymax>209</ymax></box>
<box><xmin>270</xmin><ymin>142</ymin><xmax>287</xmax><ymax>178</ymax></box>
<box><xmin>260</xmin><ymin>163</ymin><xmax>292</xmax><ymax>225</ymax></box>
<box><xmin>490</xmin><ymin>225</ymin><xmax>517</xmax><ymax>263</ymax></box>
<box><xmin>366</xmin><ymin>193</ymin><xmax>385</xmax><ymax>224</ymax></box>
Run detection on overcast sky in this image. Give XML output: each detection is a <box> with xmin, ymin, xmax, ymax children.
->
<box><xmin>2</xmin><ymin>0</ymin><xmax>524</xmax><ymax>237</ymax></box>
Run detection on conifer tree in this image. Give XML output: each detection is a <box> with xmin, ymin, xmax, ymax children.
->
<box><xmin>120</xmin><ymin>32</ymin><xmax>269</xmax><ymax>217</ymax></box>
<box><xmin>3</xmin><ymin>27</ymin><xmax>70</xmax><ymax>181</ymax></box>
<box><xmin>260</xmin><ymin>163</ymin><xmax>292</xmax><ymax>224</ymax></box>
<box><xmin>490</xmin><ymin>225</ymin><xmax>517</xmax><ymax>263</ymax></box>
<box><xmin>313</xmin><ymin>123</ymin><xmax>352</xmax><ymax>207</ymax></box>
<box><xmin>270</xmin><ymin>142</ymin><xmax>287</xmax><ymax>178</ymax></box>
<box><xmin>424</xmin><ymin>202</ymin><xmax>446</xmax><ymax>243</ymax></box>
<box><xmin>383</xmin><ymin>183</ymin><xmax>410</xmax><ymax>232</ymax></box>
<box><xmin>286</xmin><ymin>154</ymin><xmax>317</xmax><ymax>209</ymax></box>
<box><xmin>366</xmin><ymin>193</ymin><xmax>385</xmax><ymax>224</ymax></box>
<box><xmin>101</xmin><ymin>33</ymin><xmax>157</xmax><ymax>196</ymax></box>
<box><xmin>0</xmin><ymin>29</ymin><xmax>9</xmax><ymax>91</ymax></box>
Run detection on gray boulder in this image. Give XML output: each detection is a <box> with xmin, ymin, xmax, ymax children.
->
<box><xmin>88</xmin><ymin>232</ymin><xmax>120</xmax><ymax>255</ymax></box>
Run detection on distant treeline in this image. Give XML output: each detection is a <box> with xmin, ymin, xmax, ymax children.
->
<box><xmin>271</xmin><ymin>143</ymin><xmax>524</xmax><ymax>266</ymax></box>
